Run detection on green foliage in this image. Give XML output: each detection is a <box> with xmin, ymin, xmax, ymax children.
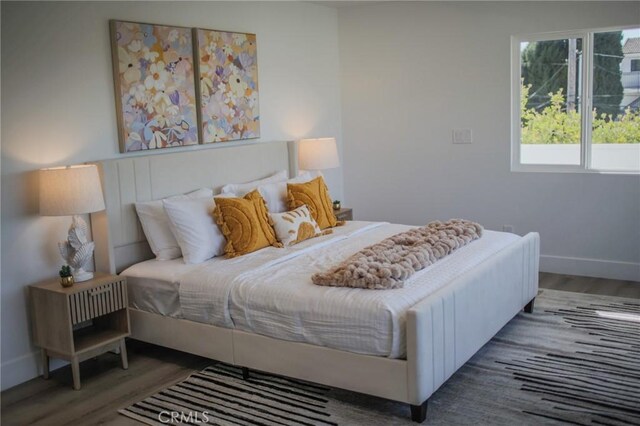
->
<box><xmin>593</xmin><ymin>32</ymin><xmax>624</xmax><ymax>117</ymax></box>
<box><xmin>521</xmin><ymin>84</ymin><xmax>581</xmax><ymax>144</ymax></box>
<box><xmin>521</xmin><ymin>33</ymin><xmax>623</xmax><ymax>117</ymax></box>
<box><xmin>59</xmin><ymin>265</ymin><xmax>72</xmax><ymax>278</ymax></box>
<box><xmin>521</xmin><ymin>82</ymin><xmax>640</xmax><ymax>144</ymax></box>
<box><xmin>592</xmin><ymin>108</ymin><xmax>640</xmax><ymax>143</ymax></box>
<box><xmin>521</xmin><ymin>39</ymin><xmax>575</xmax><ymax>111</ymax></box>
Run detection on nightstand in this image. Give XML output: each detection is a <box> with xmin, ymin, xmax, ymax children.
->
<box><xmin>29</xmin><ymin>273</ymin><xmax>130</xmax><ymax>390</ymax></box>
<box><xmin>334</xmin><ymin>207</ymin><xmax>353</xmax><ymax>221</ymax></box>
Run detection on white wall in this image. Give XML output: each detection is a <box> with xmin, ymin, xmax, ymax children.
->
<box><xmin>1</xmin><ymin>1</ymin><xmax>342</xmax><ymax>390</ymax></box>
<box><xmin>339</xmin><ymin>2</ymin><xmax>640</xmax><ymax>281</ymax></box>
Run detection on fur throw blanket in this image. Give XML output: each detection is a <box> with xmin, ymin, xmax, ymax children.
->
<box><xmin>312</xmin><ymin>219</ymin><xmax>483</xmax><ymax>290</ymax></box>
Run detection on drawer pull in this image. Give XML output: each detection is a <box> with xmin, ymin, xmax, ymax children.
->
<box><xmin>90</xmin><ymin>288</ymin><xmax>112</xmax><ymax>297</ymax></box>
<box><xmin>68</xmin><ymin>281</ymin><xmax>126</xmax><ymax>325</ymax></box>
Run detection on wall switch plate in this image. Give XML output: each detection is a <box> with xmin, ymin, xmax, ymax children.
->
<box><xmin>453</xmin><ymin>129</ymin><xmax>472</xmax><ymax>144</ymax></box>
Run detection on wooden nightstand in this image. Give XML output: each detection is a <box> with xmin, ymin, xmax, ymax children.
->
<box><xmin>29</xmin><ymin>273</ymin><xmax>130</xmax><ymax>390</ymax></box>
<box><xmin>334</xmin><ymin>207</ymin><xmax>353</xmax><ymax>221</ymax></box>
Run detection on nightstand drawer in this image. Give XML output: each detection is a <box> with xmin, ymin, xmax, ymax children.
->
<box><xmin>69</xmin><ymin>280</ymin><xmax>126</xmax><ymax>324</ymax></box>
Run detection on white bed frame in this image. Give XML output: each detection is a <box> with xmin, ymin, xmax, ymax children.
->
<box><xmin>91</xmin><ymin>141</ymin><xmax>539</xmax><ymax>422</ymax></box>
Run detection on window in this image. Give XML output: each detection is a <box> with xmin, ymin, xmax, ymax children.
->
<box><xmin>511</xmin><ymin>26</ymin><xmax>640</xmax><ymax>173</ymax></box>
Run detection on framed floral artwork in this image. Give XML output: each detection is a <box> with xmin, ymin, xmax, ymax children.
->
<box><xmin>110</xmin><ymin>20</ymin><xmax>199</xmax><ymax>152</ymax></box>
<box><xmin>194</xmin><ymin>28</ymin><xmax>260</xmax><ymax>143</ymax></box>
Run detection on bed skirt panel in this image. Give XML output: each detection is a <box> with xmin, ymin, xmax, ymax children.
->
<box><xmin>130</xmin><ymin>309</ymin><xmax>235</xmax><ymax>363</ymax></box>
<box><xmin>233</xmin><ymin>329</ymin><xmax>409</xmax><ymax>401</ymax></box>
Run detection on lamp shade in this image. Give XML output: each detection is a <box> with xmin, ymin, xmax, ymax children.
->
<box><xmin>39</xmin><ymin>164</ymin><xmax>105</xmax><ymax>216</ymax></box>
<box><xmin>298</xmin><ymin>137</ymin><xmax>340</xmax><ymax>170</ymax></box>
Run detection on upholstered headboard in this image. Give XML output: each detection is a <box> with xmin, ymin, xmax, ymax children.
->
<box><xmin>91</xmin><ymin>141</ymin><xmax>296</xmax><ymax>273</ymax></box>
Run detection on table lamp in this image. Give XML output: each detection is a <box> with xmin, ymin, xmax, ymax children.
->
<box><xmin>298</xmin><ymin>137</ymin><xmax>340</xmax><ymax>171</ymax></box>
<box><xmin>39</xmin><ymin>164</ymin><xmax>105</xmax><ymax>282</ymax></box>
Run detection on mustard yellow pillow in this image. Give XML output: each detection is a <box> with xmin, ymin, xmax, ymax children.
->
<box><xmin>287</xmin><ymin>176</ymin><xmax>344</xmax><ymax>230</ymax></box>
<box><xmin>214</xmin><ymin>190</ymin><xmax>282</xmax><ymax>258</ymax></box>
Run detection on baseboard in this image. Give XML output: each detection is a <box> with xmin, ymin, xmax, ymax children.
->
<box><xmin>540</xmin><ymin>255</ymin><xmax>640</xmax><ymax>282</ymax></box>
<box><xmin>1</xmin><ymin>350</ymin><xmax>67</xmax><ymax>391</ymax></box>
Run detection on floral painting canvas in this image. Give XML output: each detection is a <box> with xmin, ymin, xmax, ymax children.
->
<box><xmin>110</xmin><ymin>21</ymin><xmax>199</xmax><ymax>152</ymax></box>
<box><xmin>195</xmin><ymin>28</ymin><xmax>260</xmax><ymax>143</ymax></box>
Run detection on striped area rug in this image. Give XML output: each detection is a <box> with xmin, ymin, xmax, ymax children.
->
<box><xmin>120</xmin><ymin>289</ymin><xmax>640</xmax><ymax>425</ymax></box>
<box><xmin>120</xmin><ymin>364</ymin><xmax>336</xmax><ymax>425</ymax></box>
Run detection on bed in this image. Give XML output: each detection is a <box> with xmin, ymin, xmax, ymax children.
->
<box><xmin>91</xmin><ymin>141</ymin><xmax>539</xmax><ymax>422</ymax></box>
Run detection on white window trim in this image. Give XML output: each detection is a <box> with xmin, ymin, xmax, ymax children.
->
<box><xmin>510</xmin><ymin>26</ymin><xmax>640</xmax><ymax>175</ymax></box>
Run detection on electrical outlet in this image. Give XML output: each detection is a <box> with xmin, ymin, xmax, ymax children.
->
<box><xmin>502</xmin><ymin>225</ymin><xmax>514</xmax><ymax>233</ymax></box>
<box><xmin>453</xmin><ymin>129</ymin><xmax>472</xmax><ymax>144</ymax></box>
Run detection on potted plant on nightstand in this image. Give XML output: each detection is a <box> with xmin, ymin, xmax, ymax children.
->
<box><xmin>59</xmin><ymin>265</ymin><xmax>74</xmax><ymax>287</ymax></box>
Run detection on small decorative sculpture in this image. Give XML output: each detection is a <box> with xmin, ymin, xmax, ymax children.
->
<box><xmin>58</xmin><ymin>216</ymin><xmax>95</xmax><ymax>282</ymax></box>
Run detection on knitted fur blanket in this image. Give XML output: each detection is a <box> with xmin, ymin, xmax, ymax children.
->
<box><xmin>312</xmin><ymin>219</ymin><xmax>483</xmax><ymax>290</ymax></box>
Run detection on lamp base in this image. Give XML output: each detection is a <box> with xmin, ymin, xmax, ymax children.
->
<box><xmin>59</xmin><ymin>215</ymin><xmax>96</xmax><ymax>283</ymax></box>
<box><xmin>72</xmin><ymin>268</ymin><xmax>94</xmax><ymax>282</ymax></box>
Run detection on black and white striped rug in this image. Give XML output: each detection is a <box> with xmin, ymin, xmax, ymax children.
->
<box><xmin>120</xmin><ymin>290</ymin><xmax>640</xmax><ymax>425</ymax></box>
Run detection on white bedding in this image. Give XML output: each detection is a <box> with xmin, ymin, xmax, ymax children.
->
<box><xmin>121</xmin><ymin>257</ymin><xmax>218</xmax><ymax>317</ymax></box>
<box><xmin>121</xmin><ymin>259</ymin><xmax>185</xmax><ymax>317</ymax></box>
<box><xmin>179</xmin><ymin>221</ymin><xmax>520</xmax><ymax>358</ymax></box>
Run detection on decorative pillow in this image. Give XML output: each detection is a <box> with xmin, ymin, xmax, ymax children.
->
<box><xmin>220</xmin><ymin>170</ymin><xmax>288</xmax><ymax>197</ymax></box>
<box><xmin>287</xmin><ymin>176</ymin><xmax>343</xmax><ymax>230</ymax></box>
<box><xmin>214</xmin><ymin>190</ymin><xmax>282</xmax><ymax>258</ymax></box>
<box><xmin>163</xmin><ymin>194</ymin><xmax>233</xmax><ymax>264</ymax></box>
<box><xmin>135</xmin><ymin>188</ymin><xmax>213</xmax><ymax>261</ymax></box>
<box><xmin>257</xmin><ymin>172</ymin><xmax>324</xmax><ymax>213</ymax></box>
<box><xmin>270</xmin><ymin>205</ymin><xmax>330</xmax><ymax>246</ymax></box>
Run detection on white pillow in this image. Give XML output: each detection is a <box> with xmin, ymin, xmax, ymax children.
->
<box><xmin>258</xmin><ymin>171</ymin><xmax>325</xmax><ymax>213</ymax></box>
<box><xmin>220</xmin><ymin>170</ymin><xmax>288</xmax><ymax>197</ymax></box>
<box><xmin>163</xmin><ymin>194</ymin><xmax>234</xmax><ymax>264</ymax></box>
<box><xmin>135</xmin><ymin>188</ymin><xmax>213</xmax><ymax>261</ymax></box>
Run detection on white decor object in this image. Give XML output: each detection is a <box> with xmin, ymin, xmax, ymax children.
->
<box><xmin>298</xmin><ymin>137</ymin><xmax>340</xmax><ymax>171</ymax></box>
<box><xmin>39</xmin><ymin>164</ymin><xmax>105</xmax><ymax>282</ymax></box>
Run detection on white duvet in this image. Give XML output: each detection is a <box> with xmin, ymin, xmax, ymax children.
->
<box><xmin>179</xmin><ymin>221</ymin><xmax>520</xmax><ymax>358</ymax></box>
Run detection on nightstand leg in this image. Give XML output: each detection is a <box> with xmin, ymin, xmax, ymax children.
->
<box><xmin>119</xmin><ymin>339</ymin><xmax>128</xmax><ymax>370</ymax></box>
<box><xmin>71</xmin><ymin>357</ymin><xmax>81</xmax><ymax>390</ymax></box>
<box><xmin>41</xmin><ymin>349</ymin><xmax>49</xmax><ymax>379</ymax></box>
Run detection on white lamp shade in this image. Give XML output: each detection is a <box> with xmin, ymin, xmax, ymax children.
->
<box><xmin>40</xmin><ymin>164</ymin><xmax>106</xmax><ymax>216</ymax></box>
<box><xmin>298</xmin><ymin>137</ymin><xmax>340</xmax><ymax>170</ymax></box>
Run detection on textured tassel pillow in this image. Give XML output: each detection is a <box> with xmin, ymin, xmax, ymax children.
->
<box><xmin>287</xmin><ymin>176</ymin><xmax>344</xmax><ymax>230</ymax></box>
<box><xmin>213</xmin><ymin>190</ymin><xmax>282</xmax><ymax>258</ymax></box>
<box><xmin>270</xmin><ymin>205</ymin><xmax>331</xmax><ymax>246</ymax></box>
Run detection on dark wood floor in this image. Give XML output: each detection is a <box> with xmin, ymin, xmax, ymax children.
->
<box><xmin>538</xmin><ymin>272</ymin><xmax>640</xmax><ymax>298</ymax></box>
<box><xmin>2</xmin><ymin>273</ymin><xmax>638</xmax><ymax>425</ymax></box>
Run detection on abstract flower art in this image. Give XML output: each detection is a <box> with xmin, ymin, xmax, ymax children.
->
<box><xmin>195</xmin><ymin>28</ymin><xmax>260</xmax><ymax>143</ymax></box>
<box><xmin>110</xmin><ymin>21</ymin><xmax>199</xmax><ymax>152</ymax></box>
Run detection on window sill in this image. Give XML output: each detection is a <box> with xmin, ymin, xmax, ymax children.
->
<box><xmin>511</xmin><ymin>165</ymin><xmax>640</xmax><ymax>175</ymax></box>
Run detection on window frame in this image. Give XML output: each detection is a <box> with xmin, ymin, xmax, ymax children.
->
<box><xmin>510</xmin><ymin>26</ymin><xmax>639</xmax><ymax>175</ymax></box>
